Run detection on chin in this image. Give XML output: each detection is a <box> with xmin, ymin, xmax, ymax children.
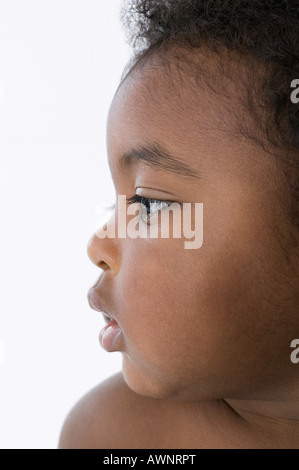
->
<box><xmin>121</xmin><ymin>355</ymin><xmax>244</xmax><ymax>402</ymax></box>
<box><xmin>121</xmin><ymin>355</ymin><xmax>201</xmax><ymax>401</ymax></box>
<box><xmin>121</xmin><ymin>355</ymin><xmax>175</xmax><ymax>399</ymax></box>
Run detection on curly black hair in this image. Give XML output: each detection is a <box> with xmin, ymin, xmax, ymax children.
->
<box><xmin>120</xmin><ymin>0</ymin><xmax>299</xmax><ymax>232</ymax></box>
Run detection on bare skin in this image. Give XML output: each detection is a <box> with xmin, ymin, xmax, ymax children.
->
<box><xmin>59</xmin><ymin>373</ymin><xmax>299</xmax><ymax>449</ymax></box>
<box><xmin>59</xmin><ymin>50</ymin><xmax>299</xmax><ymax>449</ymax></box>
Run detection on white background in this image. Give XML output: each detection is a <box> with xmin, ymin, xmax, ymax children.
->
<box><xmin>0</xmin><ymin>0</ymin><xmax>130</xmax><ymax>449</ymax></box>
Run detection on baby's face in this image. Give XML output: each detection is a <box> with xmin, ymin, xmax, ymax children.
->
<box><xmin>88</xmin><ymin>57</ymin><xmax>299</xmax><ymax>401</ymax></box>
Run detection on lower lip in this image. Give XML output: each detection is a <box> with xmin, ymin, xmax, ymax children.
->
<box><xmin>99</xmin><ymin>319</ymin><xmax>121</xmax><ymax>352</ymax></box>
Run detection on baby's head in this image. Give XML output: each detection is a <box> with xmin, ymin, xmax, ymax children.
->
<box><xmin>88</xmin><ymin>0</ymin><xmax>299</xmax><ymax>402</ymax></box>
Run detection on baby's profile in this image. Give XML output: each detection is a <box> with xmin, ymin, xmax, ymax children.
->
<box><xmin>59</xmin><ymin>0</ymin><xmax>299</xmax><ymax>449</ymax></box>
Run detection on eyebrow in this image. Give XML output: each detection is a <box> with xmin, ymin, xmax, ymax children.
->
<box><xmin>118</xmin><ymin>143</ymin><xmax>199</xmax><ymax>179</ymax></box>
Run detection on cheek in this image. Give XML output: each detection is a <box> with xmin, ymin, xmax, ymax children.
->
<box><xmin>116</xmin><ymin>241</ymin><xmax>203</xmax><ymax>367</ymax></box>
<box><xmin>117</xmin><ymin>241</ymin><xmax>259</xmax><ymax>400</ymax></box>
<box><xmin>115</xmin><ymin>237</ymin><xmax>246</xmax><ymax>379</ymax></box>
<box><xmin>113</xmin><ymin>196</ymin><xmax>296</xmax><ymax>399</ymax></box>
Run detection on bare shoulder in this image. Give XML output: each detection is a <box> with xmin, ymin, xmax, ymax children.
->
<box><xmin>58</xmin><ymin>372</ymin><xmax>173</xmax><ymax>449</ymax></box>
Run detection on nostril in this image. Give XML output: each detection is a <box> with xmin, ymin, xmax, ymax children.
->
<box><xmin>97</xmin><ymin>260</ymin><xmax>109</xmax><ymax>270</ymax></box>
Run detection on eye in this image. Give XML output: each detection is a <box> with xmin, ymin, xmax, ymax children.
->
<box><xmin>127</xmin><ymin>194</ymin><xmax>173</xmax><ymax>225</ymax></box>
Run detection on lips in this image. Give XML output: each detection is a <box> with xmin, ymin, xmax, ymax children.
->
<box><xmin>87</xmin><ymin>287</ymin><xmax>122</xmax><ymax>352</ymax></box>
<box><xmin>87</xmin><ymin>287</ymin><xmax>115</xmax><ymax>320</ymax></box>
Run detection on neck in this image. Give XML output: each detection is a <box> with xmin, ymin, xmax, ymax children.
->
<box><xmin>224</xmin><ymin>389</ymin><xmax>299</xmax><ymax>448</ymax></box>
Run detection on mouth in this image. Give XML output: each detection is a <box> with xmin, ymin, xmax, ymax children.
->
<box><xmin>87</xmin><ymin>287</ymin><xmax>115</xmax><ymax>320</ymax></box>
<box><xmin>102</xmin><ymin>312</ymin><xmax>113</xmax><ymax>324</ymax></box>
<box><xmin>87</xmin><ymin>287</ymin><xmax>122</xmax><ymax>352</ymax></box>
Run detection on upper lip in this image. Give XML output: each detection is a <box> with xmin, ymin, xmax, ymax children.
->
<box><xmin>87</xmin><ymin>287</ymin><xmax>115</xmax><ymax>322</ymax></box>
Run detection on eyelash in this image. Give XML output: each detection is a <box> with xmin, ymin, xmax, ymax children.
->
<box><xmin>127</xmin><ymin>194</ymin><xmax>174</xmax><ymax>224</ymax></box>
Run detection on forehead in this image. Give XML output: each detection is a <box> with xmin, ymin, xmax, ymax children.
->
<box><xmin>106</xmin><ymin>55</ymin><xmax>277</xmax><ymax>185</ymax></box>
<box><xmin>108</xmin><ymin>48</ymin><xmax>248</xmax><ymax>136</ymax></box>
<box><xmin>109</xmin><ymin>66</ymin><xmax>220</xmax><ymax>169</ymax></box>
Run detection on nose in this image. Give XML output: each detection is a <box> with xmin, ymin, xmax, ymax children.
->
<box><xmin>87</xmin><ymin>222</ymin><xmax>120</xmax><ymax>273</ymax></box>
